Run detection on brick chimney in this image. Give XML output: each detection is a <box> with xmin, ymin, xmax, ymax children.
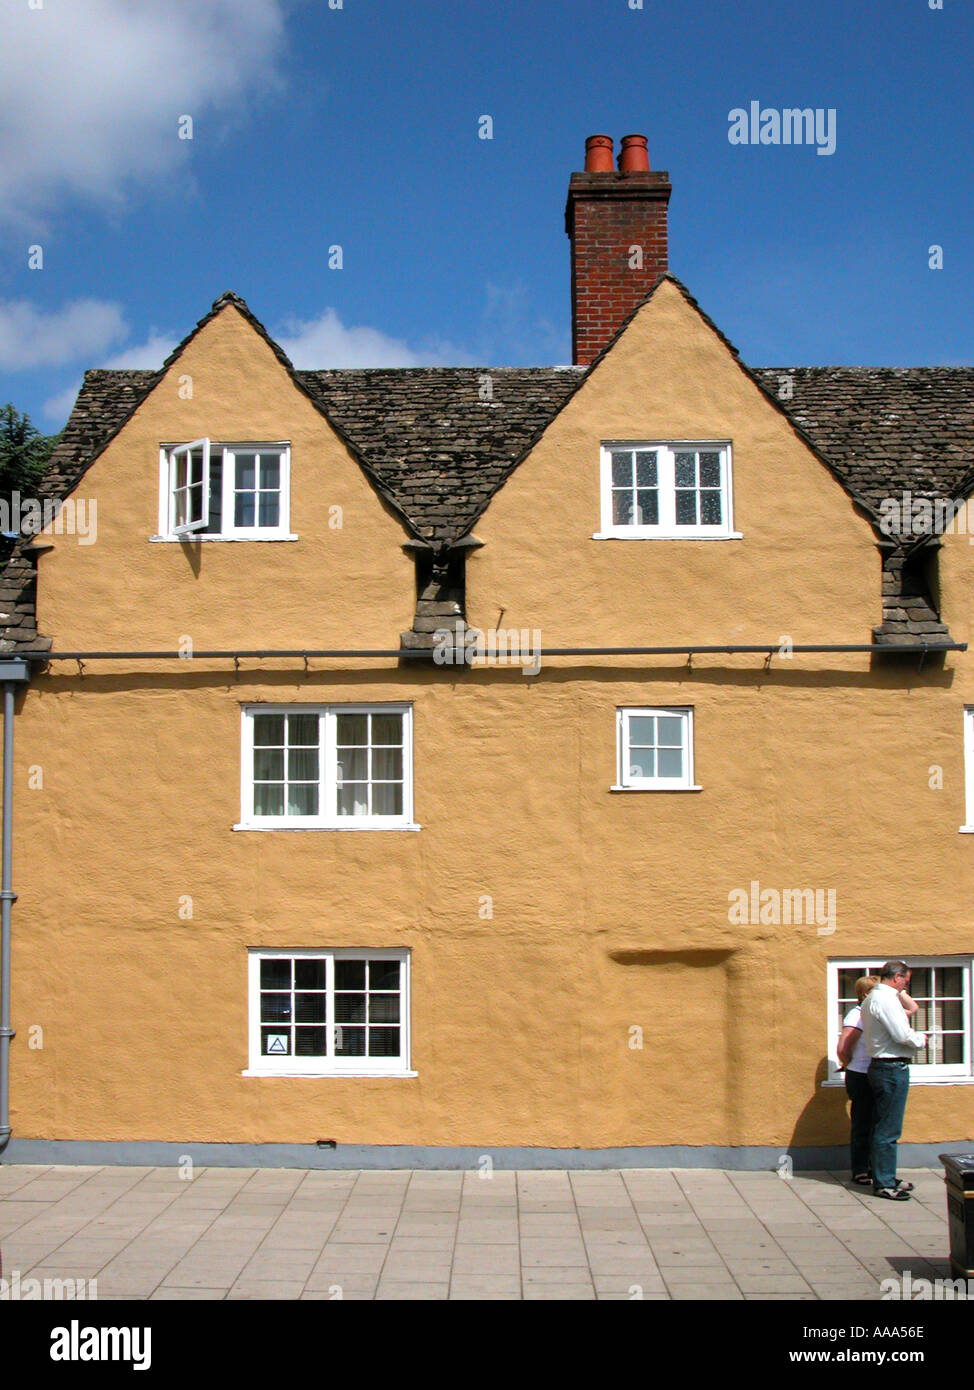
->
<box><xmin>565</xmin><ymin>134</ymin><xmax>672</xmax><ymax>365</ymax></box>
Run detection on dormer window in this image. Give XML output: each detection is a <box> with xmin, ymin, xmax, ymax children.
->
<box><xmin>158</xmin><ymin>441</ymin><xmax>291</xmax><ymax>540</ymax></box>
<box><xmin>597</xmin><ymin>442</ymin><xmax>737</xmax><ymax>539</ymax></box>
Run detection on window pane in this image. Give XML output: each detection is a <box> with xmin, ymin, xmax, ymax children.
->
<box><xmin>261</xmin><ymin>993</ymin><xmax>292</xmax><ymax>1023</ymax></box>
<box><xmin>254</xmin><ymin>784</ymin><xmax>284</xmax><ymax>817</ymax></box>
<box><xmin>337</xmin><ymin>783</ymin><xmax>369</xmax><ymax>816</ymax></box>
<box><xmin>373</xmin><ymin>748</ymin><xmax>403</xmax><ymax>781</ymax></box>
<box><xmin>261</xmin><ymin>1027</ymin><xmax>291</xmax><ymax>1056</ymax></box>
<box><xmin>207</xmin><ymin>456</ymin><xmax>223</xmax><ymax>534</ymax></box>
<box><xmin>657</xmin><ymin>747</ymin><xmax>684</xmax><ymax>779</ymax></box>
<box><xmin>675</xmin><ymin>491</ymin><xmax>697</xmax><ymax>526</ymax></box>
<box><xmin>295</xmin><ymin>1026</ymin><xmax>327</xmax><ymax>1056</ymax></box>
<box><xmin>612</xmin><ymin>491</ymin><xmax>634</xmax><ymax>526</ymax></box>
<box><xmin>336</xmin><ymin>1026</ymin><xmax>366</xmax><ymax>1057</ymax></box>
<box><xmin>235</xmin><ymin>492</ymin><xmax>256</xmax><ymax>528</ymax></box>
<box><xmin>337</xmin><ymin>714</ymin><xmax>368</xmax><ymax>746</ymax></box>
<box><xmin>258</xmin><ymin>492</ymin><xmax>280</xmax><ymax>527</ymax></box>
<box><xmin>261</xmin><ymin>456</ymin><xmax>281</xmax><ymax>489</ymax></box>
<box><xmin>295</xmin><ymin>960</ymin><xmax>326</xmax><ymax>991</ymax></box>
<box><xmin>941</xmin><ymin>999</ymin><xmax>963</xmax><ymax>1031</ymax></box>
<box><xmin>295</xmin><ymin>992</ymin><xmax>326</xmax><ymax>1023</ymax></box>
<box><xmin>635</xmin><ymin>490</ymin><xmax>658</xmax><ymax>525</ymax></box>
<box><xmin>288</xmin><ymin>749</ymin><xmax>318</xmax><ymax>781</ymax></box>
<box><xmin>368</xmin><ymin>1027</ymin><xmax>401</xmax><ymax>1057</ymax></box>
<box><xmin>287</xmin><ymin>783</ymin><xmax>318</xmax><ymax>817</ymax></box>
<box><xmin>656</xmin><ymin>716</ymin><xmax>684</xmax><ymax>746</ymax></box>
<box><xmin>611</xmin><ymin>452</ymin><xmax>632</xmax><ymax>487</ymax></box>
<box><xmin>674</xmin><ymin>452</ymin><xmax>696</xmax><ymax>487</ymax></box>
<box><xmin>942</xmin><ymin>1033</ymin><xmax>963</xmax><ymax>1064</ymax></box>
<box><xmin>699</xmin><ymin>453</ymin><xmax>721</xmax><ymax>488</ymax></box>
<box><xmin>369</xmin><ymin>995</ymin><xmax>400</xmax><ymax>1023</ymax></box>
<box><xmin>628</xmin><ymin>748</ymin><xmax>656</xmax><ymax>779</ymax></box>
<box><xmin>372</xmin><ymin>783</ymin><xmax>403</xmax><ymax>816</ymax></box>
<box><xmin>335</xmin><ymin>993</ymin><xmax>366</xmax><ymax>1023</ymax></box>
<box><xmin>628</xmin><ymin>716</ymin><xmax>656</xmax><ymax>746</ymax></box>
<box><xmin>254</xmin><ymin>749</ymin><xmax>284</xmax><ymax>782</ymax></box>
<box><xmin>940</xmin><ymin>967</ymin><xmax>963</xmax><ymax>997</ymax></box>
<box><xmin>700</xmin><ymin>491</ymin><xmax>722</xmax><ymax>525</ymax></box>
<box><xmin>337</xmin><ymin>750</ymin><xmax>367</xmax><ymax>783</ymax></box>
<box><xmin>372</xmin><ymin>714</ymin><xmax>403</xmax><ymax>745</ymax></box>
<box><xmin>254</xmin><ymin>715</ymin><xmax>285</xmax><ymax>746</ymax></box>
<box><xmin>369</xmin><ymin>960</ymin><xmax>400</xmax><ymax>991</ymax></box>
<box><xmin>261</xmin><ymin>958</ymin><xmax>291</xmax><ymax>990</ymax></box>
<box><xmin>635</xmin><ymin>451</ymin><xmax>657</xmax><ymax>486</ymax></box>
<box><xmin>236</xmin><ymin>454</ymin><xmax>257</xmax><ymax>490</ymax></box>
<box><xmin>336</xmin><ymin>961</ymin><xmax>366</xmax><ymax>991</ymax></box>
<box><xmin>289</xmin><ymin>714</ymin><xmax>319</xmax><ymax>747</ymax></box>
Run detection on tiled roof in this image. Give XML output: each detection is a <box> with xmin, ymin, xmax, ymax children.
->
<box><xmin>4</xmin><ymin>289</ymin><xmax>972</xmax><ymax>655</ymax></box>
<box><xmin>296</xmin><ymin>368</ymin><xmax>584</xmax><ymax>544</ymax></box>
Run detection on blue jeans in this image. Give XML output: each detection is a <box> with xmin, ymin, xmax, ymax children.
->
<box><xmin>868</xmin><ymin>1059</ymin><xmax>910</xmax><ymax>1190</ymax></box>
<box><xmin>844</xmin><ymin>1069</ymin><xmax>875</xmax><ymax>1176</ymax></box>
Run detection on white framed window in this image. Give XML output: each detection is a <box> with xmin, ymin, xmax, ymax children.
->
<box><xmin>158</xmin><ymin>441</ymin><xmax>291</xmax><ymax>539</ymax></box>
<box><xmin>247</xmin><ymin>948</ymin><xmax>412</xmax><ymax>1076</ymax></box>
<box><xmin>827</xmin><ymin>957</ymin><xmax>974</xmax><ymax>1083</ymax></box>
<box><xmin>239</xmin><ymin>704</ymin><xmax>415</xmax><ymax>830</ymax></box>
<box><xmin>615</xmin><ymin>706</ymin><xmax>698</xmax><ymax>790</ymax></box>
<box><xmin>597</xmin><ymin>443</ymin><xmax>737</xmax><ymax>539</ymax></box>
<box><xmin>961</xmin><ymin>707</ymin><xmax>974</xmax><ymax>832</ymax></box>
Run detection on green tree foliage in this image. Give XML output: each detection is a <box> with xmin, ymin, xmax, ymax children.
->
<box><xmin>0</xmin><ymin>403</ymin><xmax>59</xmax><ymax>503</ymax></box>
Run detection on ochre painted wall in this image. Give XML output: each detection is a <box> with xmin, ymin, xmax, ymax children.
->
<box><xmin>33</xmin><ymin>305</ymin><xmax>415</xmax><ymax>651</ymax></box>
<box><xmin>468</xmin><ymin>280</ymin><xmax>877</xmax><ymax>646</ymax></box>
<box><xmin>9</xmin><ymin>290</ymin><xmax>973</xmax><ymax>1150</ymax></box>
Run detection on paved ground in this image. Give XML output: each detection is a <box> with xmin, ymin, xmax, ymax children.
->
<box><xmin>0</xmin><ymin>1163</ymin><xmax>954</xmax><ymax>1300</ymax></box>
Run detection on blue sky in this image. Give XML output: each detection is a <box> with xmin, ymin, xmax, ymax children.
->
<box><xmin>0</xmin><ymin>0</ymin><xmax>970</xmax><ymax>433</ymax></box>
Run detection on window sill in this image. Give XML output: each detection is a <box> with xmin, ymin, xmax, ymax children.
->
<box><xmin>242</xmin><ymin>1069</ymin><xmax>418</xmax><ymax>1079</ymax></box>
<box><xmin>959</xmin><ymin>826</ymin><xmax>974</xmax><ymax>834</ymax></box>
<box><xmin>592</xmin><ymin>531</ymin><xmax>743</xmax><ymax>542</ymax></box>
<box><xmin>609</xmin><ymin>784</ymin><xmax>703</xmax><ymax>793</ymax></box>
<box><xmin>233</xmin><ymin>822</ymin><xmax>422</xmax><ymax>832</ymax></box>
<box><xmin>150</xmin><ymin>534</ymin><xmax>299</xmax><ymax>543</ymax></box>
<box><xmin>822</xmin><ymin>1076</ymin><xmax>974</xmax><ymax>1088</ymax></box>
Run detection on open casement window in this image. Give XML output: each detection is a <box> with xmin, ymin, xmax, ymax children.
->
<box><xmin>617</xmin><ymin>707</ymin><xmax>694</xmax><ymax>789</ymax></box>
<box><xmin>168</xmin><ymin>439</ymin><xmax>210</xmax><ymax>535</ymax></box>
<box><xmin>247</xmin><ymin>949</ymin><xmax>411</xmax><ymax>1076</ymax></box>
<box><xmin>599</xmin><ymin>443</ymin><xmax>734</xmax><ymax>538</ymax></box>
<box><xmin>159</xmin><ymin>442</ymin><xmax>290</xmax><ymax>539</ymax></box>
<box><xmin>828</xmin><ymin>958</ymin><xmax>974</xmax><ymax>1082</ymax></box>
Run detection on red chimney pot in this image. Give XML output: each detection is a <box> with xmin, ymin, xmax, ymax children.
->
<box><xmin>618</xmin><ymin>134</ymin><xmax>650</xmax><ymax>172</ymax></box>
<box><xmin>584</xmin><ymin>135</ymin><xmax>614</xmax><ymax>172</ymax></box>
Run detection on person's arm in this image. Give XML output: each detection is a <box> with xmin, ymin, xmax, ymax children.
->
<box><xmin>899</xmin><ymin>990</ymin><xmax>920</xmax><ymax>1018</ymax></box>
<box><xmin>875</xmin><ymin>988</ymin><xmax>926</xmax><ymax>1048</ymax></box>
<box><xmin>836</xmin><ymin>1025</ymin><xmax>860</xmax><ymax>1069</ymax></box>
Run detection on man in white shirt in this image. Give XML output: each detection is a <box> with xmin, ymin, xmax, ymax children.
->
<box><xmin>859</xmin><ymin>960</ymin><xmax>927</xmax><ymax>1200</ymax></box>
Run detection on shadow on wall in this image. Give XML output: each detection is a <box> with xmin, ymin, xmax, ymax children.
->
<box><xmin>789</xmin><ymin>1056</ymin><xmax>849</xmax><ymax>1151</ymax></box>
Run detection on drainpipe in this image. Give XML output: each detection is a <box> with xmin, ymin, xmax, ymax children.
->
<box><xmin>0</xmin><ymin>659</ymin><xmax>29</xmax><ymax>1156</ymax></box>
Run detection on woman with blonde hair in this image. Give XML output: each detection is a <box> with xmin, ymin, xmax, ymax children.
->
<box><xmin>837</xmin><ymin>974</ymin><xmax>881</xmax><ymax>1185</ymax></box>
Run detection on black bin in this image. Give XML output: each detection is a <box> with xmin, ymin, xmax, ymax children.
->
<box><xmin>939</xmin><ymin>1154</ymin><xmax>974</xmax><ymax>1279</ymax></box>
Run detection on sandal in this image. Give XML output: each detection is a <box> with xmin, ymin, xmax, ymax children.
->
<box><xmin>874</xmin><ymin>1186</ymin><xmax>911</xmax><ymax>1200</ymax></box>
<box><xmin>893</xmin><ymin>1179</ymin><xmax>915</xmax><ymax>1193</ymax></box>
<box><xmin>852</xmin><ymin>1174</ymin><xmax>872</xmax><ymax>1185</ymax></box>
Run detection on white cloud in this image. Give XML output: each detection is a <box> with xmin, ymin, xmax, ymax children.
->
<box><xmin>0</xmin><ymin>298</ymin><xmax>128</xmax><ymax>370</ymax></box>
<box><xmin>276</xmin><ymin>308</ymin><xmax>458</xmax><ymax>368</ymax></box>
<box><xmin>0</xmin><ymin>0</ymin><xmax>288</xmax><ymax>224</ymax></box>
<box><xmin>42</xmin><ymin>328</ymin><xmax>179</xmax><ymax>424</ymax></box>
